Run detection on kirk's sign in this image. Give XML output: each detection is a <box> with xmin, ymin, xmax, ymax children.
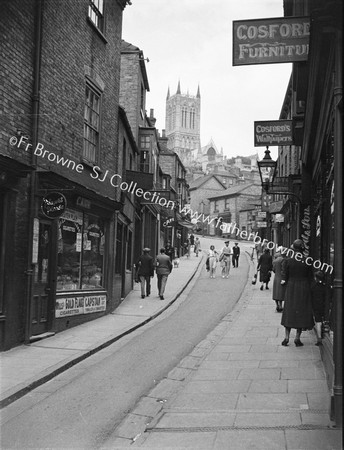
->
<box><xmin>233</xmin><ymin>17</ymin><xmax>310</xmax><ymax>66</ymax></box>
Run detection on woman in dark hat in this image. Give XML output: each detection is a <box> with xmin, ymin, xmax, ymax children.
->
<box><xmin>272</xmin><ymin>251</ymin><xmax>286</xmax><ymax>312</ymax></box>
<box><xmin>280</xmin><ymin>239</ymin><xmax>314</xmax><ymax>347</ymax></box>
<box><xmin>257</xmin><ymin>248</ymin><xmax>273</xmax><ymax>290</ymax></box>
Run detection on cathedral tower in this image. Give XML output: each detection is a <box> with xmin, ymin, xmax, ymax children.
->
<box><xmin>165</xmin><ymin>81</ymin><xmax>201</xmax><ymax>165</ymax></box>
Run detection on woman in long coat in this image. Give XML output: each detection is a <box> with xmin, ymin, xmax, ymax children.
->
<box><xmin>280</xmin><ymin>239</ymin><xmax>314</xmax><ymax>347</ymax></box>
<box><xmin>272</xmin><ymin>252</ymin><xmax>286</xmax><ymax>312</ymax></box>
<box><xmin>257</xmin><ymin>249</ymin><xmax>273</xmax><ymax>290</ymax></box>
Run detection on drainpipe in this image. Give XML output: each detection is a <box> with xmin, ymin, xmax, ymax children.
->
<box><xmin>333</xmin><ymin>21</ymin><xmax>342</xmax><ymax>429</ymax></box>
<box><xmin>24</xmin><ymin>0</ymin><xmax>43</xmax><ymax>343</ymax></box>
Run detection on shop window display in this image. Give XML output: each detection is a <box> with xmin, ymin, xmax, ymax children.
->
<box><xmin>57</xmin><ymin>209</ymin><xmax>105</xmax><ymax>291</ymax></box>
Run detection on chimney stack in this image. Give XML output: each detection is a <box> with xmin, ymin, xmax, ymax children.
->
<box><xmin>149</xmin><ymin>108</ymin><xmax>156</xmax><ymax>126</ymax></box>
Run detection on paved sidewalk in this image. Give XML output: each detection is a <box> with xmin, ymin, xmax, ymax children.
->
<box><xmin>105</xmin><ymin>261</ymin><xmax>342</xmax><ymax>449</ymax></box>
<box><xmin>0</xmin><ymin>253</ymin><xmax>204</xmax><ymax>409</ymax></box>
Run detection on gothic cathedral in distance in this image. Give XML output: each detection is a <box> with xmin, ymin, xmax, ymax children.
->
<box><xmin>165</xmin><ymin>81</ymin><xmax>201</xmax><ymax>166</ymax></box>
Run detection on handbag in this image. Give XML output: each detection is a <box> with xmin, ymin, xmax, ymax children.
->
<box><xmin>252</xmin><ymin>273</ymin><xmax>257</xmax><ymax>285</ymax></box>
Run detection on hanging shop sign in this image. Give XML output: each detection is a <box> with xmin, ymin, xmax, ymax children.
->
<box><xmin>233</xmin><ymin>16</ymin><xmax>310</xmax><ymax>66</ymax></box>
<box><xmin>257</xmin><ymin>211</ymin><xmax>267</xmax><ymax>218</ymax></box>
<box><xmin>254</xmin><ymin>120</ymin><xmax>293</xmax><ymax>147</ymax></box>
<box><xmin>41</xmin><ymin>192</ymin><xmax>67</xmax><ymax>218</ymax></box>
<box><xmin>256</xmin><ymin>221</ymin><xmax>267</xmax><ymax>228</ymax></box>
<box><xmin>275</xmin><ymin>214</ymin><xmax>285</xmax><ymax>223</ymax></box>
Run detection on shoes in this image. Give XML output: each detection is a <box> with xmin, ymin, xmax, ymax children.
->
<box><xmin>266</xmin><ymin>287</ymin><xmax>269</xmax><ymax>290</ymax></box>
<box><xmin>315</xmin><ymin>340</ymin><xmax>323</xmax><ymax>346</ymax></box>
<box><xmin>160</xmin><ymin>295</ymin><xmax>164</xmax><ymax>300</ymax></box>
<box><xmin>222</xmin><ymin>275</ymin><xmax>225</xmax><ymax>278</ymax></box>
<box><xmin>141</xmin><ymin>295</ymin><xmax>145</xmax><ymax>299</ymax></box>
<box><xmin>281</xmin><ymin>339</ymin><xmax>289</xmax><ymax>346</ymax></box>
<box><xmin>294</xmin><ymin>339</ymin><xmax>304</xmax><ymax>347</ymax></box>
<box><xmin>260</xmin><ymin>285</ymin><xmax>263</xmax><ymax>291</ymax></box>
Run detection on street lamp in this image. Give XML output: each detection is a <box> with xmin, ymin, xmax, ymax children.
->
<box><xmin>257</xmin><ymin>147</ymin><xmax>277</xmax><ymax>192</ymax></box>
<box><xmin>257</xmin><ymin>147</ymin><xmax>277</xmax><ymax>242</ymax></box>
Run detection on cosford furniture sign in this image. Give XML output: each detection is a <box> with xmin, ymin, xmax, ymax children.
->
<box><xmin>233</xmin><ymin>17</ymin><xmax>310</xmax><ymax>66</ymax></box>
<box><xmin>254</xmin><ymin>120</ymin><xmax>293</xmax><ymax>146</ymax></box>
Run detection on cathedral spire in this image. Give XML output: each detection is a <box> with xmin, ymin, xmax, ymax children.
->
<box><xmin>196</xmin><ymin>84</ymin><xmax>200</xmax><ymax>98</ymax></box>
<box><xmin>176</xmin><ymin>80</ymin><xmax>181</xmax><ymax>94</ymax></box>
<box><xmin>166</xmin><ymin>86</ymin><xmax>170</xmax><ymax>99</ymax></box>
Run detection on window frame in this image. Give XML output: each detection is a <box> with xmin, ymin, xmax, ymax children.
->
<box><xmin>88</xmin><ymin>0</ymin><xmax>104</xmax><ymax>33</ymax></box>
<box><xmin>83</xmin><ymin>83</ymin><xmax>102</xmax><ymax>165</ymax></box>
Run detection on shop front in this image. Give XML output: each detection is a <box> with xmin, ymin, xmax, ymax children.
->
<box><xmin>32</xmin><ymin>173</ymin><xmax>121</xmax><ymax>337</ymax></box>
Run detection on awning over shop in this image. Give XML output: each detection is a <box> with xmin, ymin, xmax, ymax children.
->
<box><xmin>269</xmin><ymin>200</ymin><xmax>284</xmax><ymax>214</ymax></box>
<box><xmin>175</xmin><ymin>212</ymin><xmax>195</xmax><ymax>229</ymax></box>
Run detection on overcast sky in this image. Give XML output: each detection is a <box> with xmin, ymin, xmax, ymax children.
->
<box><xmin>122</xmin><ymin>0</ymin><xmax>292</xmax><ymax>161</ymax></box>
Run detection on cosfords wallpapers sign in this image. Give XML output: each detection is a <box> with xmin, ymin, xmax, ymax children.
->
<box><xmin>254</xmin><ymin>120</ymin><xmax>293</xmax><ymax>146</ymax></box>
<box><xmin>233</xmin><ymin>17</ymin><xmax>310</xmax><ymax>66</ymax></box>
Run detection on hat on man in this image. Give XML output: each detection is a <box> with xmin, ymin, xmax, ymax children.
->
<box><xmin>224</xmin><ymin>240</ymin><xmax>229</xmax><ymax>244</ymax></box>
<box><xmin>143</xmin><ymin>247</ymin><xmax>151</xmax><ymax>253</ymax></box>
<box><xmin>291</xmin><ymin>239</ymin><xmax>304</xmax><ymax>252</ymax></box>
<box><xmin>314</xmin><ymin>270</ymin><xmax>325</xmax><ymax>280</ymax></box>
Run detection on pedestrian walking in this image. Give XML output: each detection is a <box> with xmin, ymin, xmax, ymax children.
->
<box><xmin>194</xmin><ymin>237</ymin><xmax>201</xmax><ymax>257</ymax></box>
<box><xmin>272</xmin><ymin>251</ymin><xmax>286</xmax><ymax>312</ymax></box>
<box><xmin>257</xmin><ymin>248</ymin><xmax>273</xmax><ymax>290</ymax></box>
<box><xmin>165</xmin><ymin>240</ymin><xmax>174</xmax><ymax>261</ymax></box>
<box><xmin>135</xmin><ymin>248</ymin><xmax>154</xmax><ymax>299</ymax></box>
<box><xmin>219</xmin><ymin>240</ymin><xmax>232</xmax><ymax>278</ymax></box>
<box><xmin>184</xmin><ymin>237</ymin><xmax>191</xmax><ymax>257</ymax></box>
<box><xmin>155</xmin><ymin>247</ymin><xmax>173</xmax><ymax>300</ymax></box>
<box><xmin>232</xmin><ymin>242</ymin><xmax>240</xmax><ymax>268</ymax></box>
<box><xmin>207</xmin><ymin>245</ymin><xmax>219</xmax><ymax>278</ymax></box>
<box><xmin>255</xmin><ymin>242</ymin><xmax>263</xmax><ymax>261</ymax></box>
<box><xmin>280</xmin><ymin>239</ymin><xmax>314</xmax><ymax>347</ymax></box>
<box><xmin>189</xmin><ymin>233</ymin><xmax>195</xmax><ymax>246</ymax></box>
<box><xmin>311</xmin><ymin>270</ymin><xmax>326</xmax><ymax>346</ymax></box>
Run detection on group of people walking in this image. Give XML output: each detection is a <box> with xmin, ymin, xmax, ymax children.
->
<box><xmin>135</xmin><ymin>247</ymin><xmax>173</xmax><ymax>300</ymax></box>
<box><xmin>184</xmin><ymin>234</ymin><xmax>201</xmax><ymax>257</ymax></box>
<box><xmin>135</xmin><ymin>235</ymin><xmax>202</xmax><ymax>301</ymax></box>
<box><xmin>205</xmin><ymin>241</ymin><xmax>240</xmax><ymax>278</ymax></box>
<box><xmin>256</xmin><ymin>239</ymin><xmax>327</xmax><ymax>347</ymax></box>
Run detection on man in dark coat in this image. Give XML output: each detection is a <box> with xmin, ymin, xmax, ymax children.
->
<box><xmin>232</xmin><ymin>242</ymin><xmax>240</xmax><ymax>268</ymax></box>
<box><xmin>165</xmin><ymin>241</ymin><xmax>174</xmax><ymax>261</ymax></box>
<box><xmin>136</xmin><ymin>248</ymin><xmax>154</xmax><ymax>299</ymax></box>
<box><xmin>280</xmin><ymin>239</ymin><xmax>314</xmax><ymax>347</ymax></box>
<box><xmin>155</xmin><ymin>247</ymin><xmax>172</xmax><ymax>300</ymax></box>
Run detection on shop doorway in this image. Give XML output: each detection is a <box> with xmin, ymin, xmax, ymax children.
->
<box><xmin>31</xmin><ymin>220</ymin><xmax>54</xmax><ymax>336</ymax></box>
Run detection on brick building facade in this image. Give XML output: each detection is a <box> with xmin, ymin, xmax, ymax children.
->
<box><xmin>0</xmin><ymin>0</ymin><xmax>130</xmax><ymax>350</ymax></box>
